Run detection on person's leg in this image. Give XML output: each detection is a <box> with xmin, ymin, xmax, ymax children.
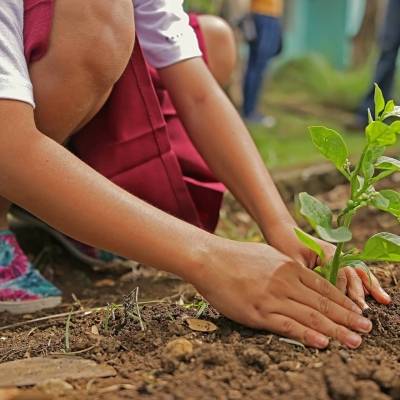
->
<box><xmin>358</xmin><ymin>0</ymin><xmax>400</xmax><ymax>122</ymax></box>
<box><xmin>197</xmin><ymin>15</ymin><xmax>237</xmax><ymax>87</ymax></box>
<box><xmin>1</xmin><ymin>0</ymin><xmax>135</xmax><ymax>312</ymax></box>
<box><xmin>243</xmin><ymin>14</ymin><xmax>282</xmax><ymax>119</ymax></box>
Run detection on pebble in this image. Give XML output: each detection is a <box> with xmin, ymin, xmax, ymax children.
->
<box><xmin>36</xmin><ymin>379</ymin><xmax>74</xmax><ymax>396</ymax></box>
<box><xmin>164</xmin><ymin>338</ymin><xmax>193</xmax><ymax>361</ymax></box>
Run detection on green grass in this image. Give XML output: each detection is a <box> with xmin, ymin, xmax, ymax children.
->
<box><xmin>248</xmin><ymin>54</ymin><xmax>400</xmax><ymax>171</ymax></box>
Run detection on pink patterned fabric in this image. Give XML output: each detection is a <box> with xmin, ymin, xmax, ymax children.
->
<box><xmin>0</xmin><ymin>233</ymin><xmax>29</xmax><ymax>284</ymax></box>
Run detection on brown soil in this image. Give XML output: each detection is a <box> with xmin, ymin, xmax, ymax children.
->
<box><xmin>1</xmin><ymin>184</ymin><xmax>400</xmax><ymax>400</ymax></box>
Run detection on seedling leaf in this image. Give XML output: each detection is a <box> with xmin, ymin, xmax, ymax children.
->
<box><xmin>385</xmin><ymin>105</ymin><xmax>400</xmax><ymax>119</ymax></box>
<box><xmin>309</xmin><ymin>126</ymin><xmax>348</xmax><ymax>174</ymax></box>
<box><xmin>374</xmin><ymin>83</ymin><xmax>385</xmax><ymax>119</ymax></box>
<box><xmin>375</xmin><ymin>156</ymin><xmax>400</xmax><ymax>172</ymax></box>
<box><xmin>366</xmin><ymin>121</ymin><xmax>397</xmax><ymax>146</ymax></box>
<box><xmin>373</xmin><ymin>190</ymin><xmax>400</xmax><ymax>218</ymax></box>
<box><xmin>390</xmin><ymin>120</ymin><xmax>400</xmax><ymax>134</ymax></box>
<box><xmin>315</xmin><ymin>225</ymin><xmax>352</xmax><ymax>243</ymax></box>
<box><xmin>358</xmin><ymin>232</ymin><xmax>400</xmax><ymax>262</ymax></box>
<box><xmin>361</xmin><ymin>146</ymin><xmax>385</xmax><ymax>180</ymax></box>
<box><xmin>294</xmin><ymin>227</ymin><xmax>325</xmax><ymax>260</ymax></box>
<box><xmin>298</xmin><ymin>192</ymin><xmax>332</xmax><ymax>230</ymax></box>
<box><xmin>383</xmin><ymin>100</ymin><xmax>395</xmax><ymax>116</ymax></box>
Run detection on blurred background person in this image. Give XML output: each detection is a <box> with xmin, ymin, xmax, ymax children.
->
<box><xmin>242</xmin><ymin>0</ymin><xmax>283</xmax><ymax>127</ymax></box>
<box><xmin>355</xmin><ymin>0</ymin><xmax>400</xmax><ymax>127</ymax></box>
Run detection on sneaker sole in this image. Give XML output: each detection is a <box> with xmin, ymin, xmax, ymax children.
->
<box><xmin>0</xmin><ymin>296</ymin><xmax>62</xmax><ymax>315</ymax></box>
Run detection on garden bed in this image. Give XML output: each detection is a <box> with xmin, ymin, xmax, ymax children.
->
<box><xmin>0</xmin><ymin>183</ymin><xmax>399</xmax><ymax>400</ymax></box>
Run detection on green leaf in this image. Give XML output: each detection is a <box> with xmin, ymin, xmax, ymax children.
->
<box><xmin>373</xmin><ymin>190</ymin><xmax>400</xmax><ymax>218</ymax></box>
<box><xmin>366</xmin><ymin>121</ymin><xmax>397</xmax><ymax>146</ymax></box>
<box><xmin>358</xmin><ymin>232</ymin><xmax>400</xmax><ymax>262</ymax></box>
<box><xmin>298</xmin><ymin>192</ymin><xmax>332</xmax><ymax>230</ymax></box>
<box><xmin>374</xmin><ymin>83</ymin><xmax>385</xmax><ymax>119</ymax></box>
<box><xmin>316</xmin><ymin>225</ymin><xmax>352</xmax><ymax>243</ymax></box>
<box><xmin>372</xmin><ymin>192</ymin><xmax>390</xmax><ymax>209</ymax></box>
<box><xmin>385</xmin><ymin>105</ymin><xmax>400</xmax><ymax>119</ymax></box>
<box><xmin>390</xmin><ymin>120</ymin><xmax>400</xmax><ymax>134</ymax></box>
<box><xmin>309</xmin><ymin>126</ymin><xmax>349</xmax><ymax>173</ymax></box>
<box><xmin>368</xmin><ymin>109</ymin><xmax>374</xmax><ymax>124</ymax></box>
<box><xmin>383</xmin><ymin>100</ymin><xmax>395</xmax><ymax>116</ymax></box>
<box><xmin>294</xmin><ymin>228</ymin><xmax>325</xmax><ymax>260</ymax></box>
<box><xmin>375</xmin><ymin>156</ymin><xmax>400</xmax><ymax>172</ymax></box>
<box><xmin>374</xmin><ymin>156</ymin><xmax>400</xmax><ymax>182</ymax></box>
<box><xmin>361</xmin><ymin>146</ymin><xmax>385</xmax><ymax>180</ymax></box>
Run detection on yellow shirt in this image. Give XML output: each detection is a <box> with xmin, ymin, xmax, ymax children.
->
<box><xmin>251</xmin><ymin>0</ymin><xmax>283</xmax><ymax>17</ymax></box>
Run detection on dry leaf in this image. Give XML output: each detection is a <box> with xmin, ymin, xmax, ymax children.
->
<box><xmin>185</xmin><ymin>319</ymin><xmax>218</xmax><ymax>333</ymax></box>
<box><xmin>91</xmin><ymin>325</ymin><xmax>99</xmax><ymax>336</ymax></box>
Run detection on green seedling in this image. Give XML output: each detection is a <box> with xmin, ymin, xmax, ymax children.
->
<box><xmin>295</xmin><ymin>84</ymin><xmax>400</xmax><ymax>285</ymax></box>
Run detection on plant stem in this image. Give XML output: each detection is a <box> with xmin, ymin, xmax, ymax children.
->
<box><xmin>329</xmin><ymin>213</ymin><xmax>353</xmax><ymax>285</ymax></box>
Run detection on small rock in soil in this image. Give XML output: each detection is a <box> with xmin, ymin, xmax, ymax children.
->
<box><xmin>241</xmin><ymin>347</ymin><xmax>271</xmax><ymax>371</ymax></box>
<box><xmin>36</xmin><ymin>379</ymin><xmax>73</xmax><ymax>396</ymax></box>
<box><xmin>163</xmin><ymin>338</ymin><xmax>193</xmax><ymax>361</ymax></box>
<box><xmin>278</xmin><ymin>361</ymin><xmax>301</xmax><ymax>372</ymax></box>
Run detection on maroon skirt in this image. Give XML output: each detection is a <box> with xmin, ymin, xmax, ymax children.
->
<box><xmin>23</xmin><ymin>0</ymin><xmax>224</xmax><ymax>232</ymax></box>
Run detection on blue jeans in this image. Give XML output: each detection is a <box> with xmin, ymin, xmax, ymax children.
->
<box><xmin>358</xmin><ymin>0</ymin><xmax>400</xmax><ymax>121</ymax></box>
<box><xmin>243</xmin><ymin>14</ymin><xmax>282</xmax><ymax>117</ymax></box>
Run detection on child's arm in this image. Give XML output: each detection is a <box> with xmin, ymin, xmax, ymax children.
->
<box><xmin>0</xmin><ymin>100</ymin><xmax>369</xmax><ymax>348</ymax></box>
<box><xmin>158</xmin><ymin>59</ymin><xmax>305</xmax><ymax>258</ymax></box>
<box><xmin>158</xmin><ymin>58</ymin><xmax>390</xmax><ymax>307</ymax></box>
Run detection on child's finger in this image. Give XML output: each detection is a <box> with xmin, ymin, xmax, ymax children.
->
<box><xmin>355</xmin><ymin>268</ymin><xmax>391</xmax><ymax>305</ymax></box>
<box><xmin>336</xmin><ymin>269</ymin><xmax>347</xmax><ymax>294</ymax></box>
<box><xmin>345</xmin><ymin>267</ymin><xmax>369</xmax><ymax>311</ymax></box>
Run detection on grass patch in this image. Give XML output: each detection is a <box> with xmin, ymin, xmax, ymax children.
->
<box><xmin>249</xmin><ymin>54</ymin><xmax>400</xmax><ymax>170</ymax></box>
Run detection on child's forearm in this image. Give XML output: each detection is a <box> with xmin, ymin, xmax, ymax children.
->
<box><xmin>158</xmin><ymin>59</ymin><xmax>296</xmax><ymax>240</ymax></box>
<box><xmin>0</xmin><ymin>102</ymin><xmax>211</xmax><ymax>282</ymax></box>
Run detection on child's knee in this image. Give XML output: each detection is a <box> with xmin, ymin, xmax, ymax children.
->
<box><xmin>198</xmin><ymin>15</ymin><xmax>237</xmax><ymax>86</ymax></box>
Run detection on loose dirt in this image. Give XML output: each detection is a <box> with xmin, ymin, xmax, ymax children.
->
<box><xmin>0</xmin><ymin>183</ymin><xmax>399</xmax><ymax>400</ymax></box>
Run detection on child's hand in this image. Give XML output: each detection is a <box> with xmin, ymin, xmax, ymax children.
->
<box><xmin>191</xmin><ymin>239</ymin><xmax>373</xmax><ymax>349</ymax></box>
<box><xmin>267</xmin><ymin>224</ymin><xmax>391</xmax><ymax>310</ymax></box>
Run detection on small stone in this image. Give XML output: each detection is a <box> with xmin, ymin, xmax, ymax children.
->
<box><xmin>241</xmin><ymin>347</ymin><xmax>271</xmax><ymax>371</ymax></box>
<box><xmin>339</xmin><ymin>350</ymin><xmax>351</xmax><ymax>362</ymax></box>
<box><xmin>164</xmin><ymin>338</ymin><xmax>193</xmax><ymax>361</ymax></box>
<box><xmin>278</xmin><ymin>361</ymin><xmax>301</xmax><ymax>372</ymax></box>
<box><xmin>36</xmin><ymin>379</ymin><xmax>74</xmax><ymax>396</ymax></box>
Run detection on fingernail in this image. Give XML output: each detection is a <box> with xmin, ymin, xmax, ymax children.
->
<box><xmin>314</xmin><ymin>335</ymin><xmax>329</xmax><ymax>349</ymax></box>
<box><xmin>346</xmin><ymin>333</ymin><xmax>362</xmax><ymax>348</ymax></box>
<box><xmin>351</xmin><ymin>303</ymin><xmax>362</xmax><ymax>314</ymax></box>
<box><xmin>382</xmin><ymin>291</ymin><xmax>392</xmax><ymax>302</ymax></box>
<box><xmin>356</xmin><ymin>317</ymin><xmax>372</xmax><ymax>333</ymax></box>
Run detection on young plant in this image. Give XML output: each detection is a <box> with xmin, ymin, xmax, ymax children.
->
<box><xmin>295</xmin><ymin>84</ymin><xmax>400</xmax><ymax>285</ymax></box>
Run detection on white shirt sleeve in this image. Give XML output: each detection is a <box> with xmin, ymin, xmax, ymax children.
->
<box><xmin>134</xmin><ymin>0</ymin><xmax>202</xmax><ymax>69</ymax></box>
<box><xmin>0</xmin><ymin>1</ymin><xmax>34</xmax><ymax>107</ymax></box>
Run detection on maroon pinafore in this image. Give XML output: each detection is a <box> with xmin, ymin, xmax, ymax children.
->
<box><xmin>23</xmin><ymin>0</ymin><xmax>224</xmax><ymax>232</ymax></box>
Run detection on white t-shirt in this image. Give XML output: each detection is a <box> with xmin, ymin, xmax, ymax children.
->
<box><xmin>0</xmin><ymin>0</ymin><xmax>201</xmax><ymax>108</ymax></box>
